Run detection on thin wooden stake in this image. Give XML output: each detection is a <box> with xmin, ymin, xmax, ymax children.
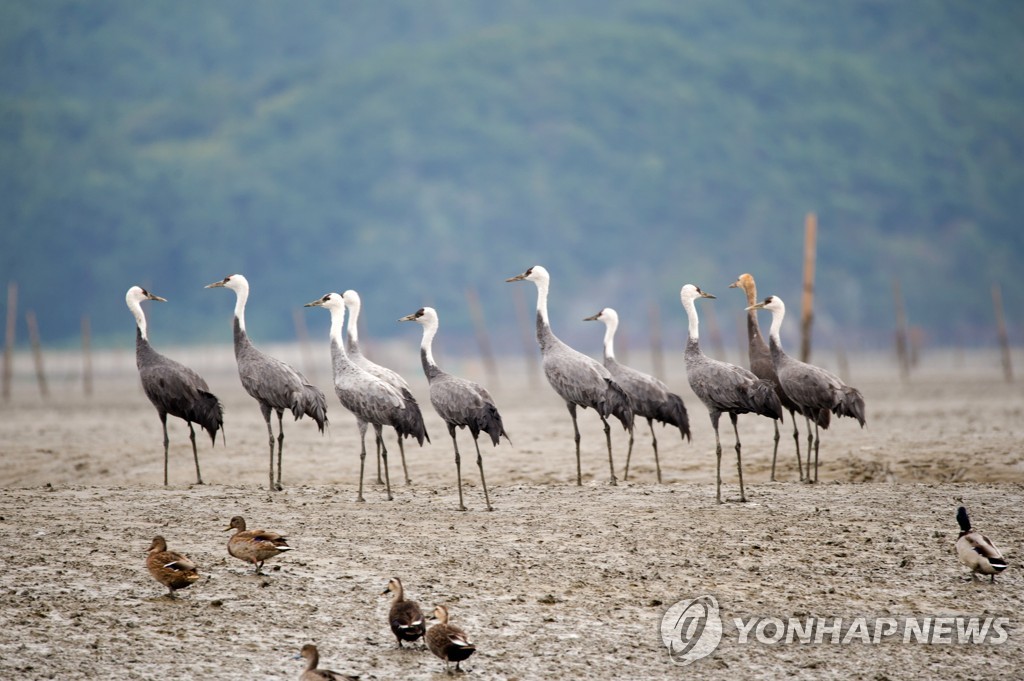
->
<box><xmin>25</xmin><ymin>310</ymin><xmax>48</xmax><ymax>397</ymax></box>
<box><xmin>82</xmin><ymin>315</ymin><xmax>93</xmax><ymax>396</ymax></box>
<box><xmin>512</xmin><ymin>286</ymin><xmax>539</xmax><ymax>389</ymax></box>
<box><xmin>800</xmin><ymin>212</ymin><xmax>817</xmax><ymax>363</ymax></box>
<box><xmin>993</xmin><ymin>283</ymin><xmax>1013</xmax><ymax>382</ymax></box>
<box><xmin>704</xmin><ymin>300</ymin><xmax>726</xmax><ymax>362</ymax></box>
<box><xmin>648</xmin><ymin>303</ymin><xmax>665</xmax><ymax>381</ymax></box>
<box><xmin>292</xmin><ymin>308</ymin><xmax>318</xmax><ymax>386</ymax></box>
<box><xmin>465</xmin><ymin>287</ymin><xmax>498</xmax><ymax>387</ymax></box>
<box><xmin>892</xmin><ymin>279</ymin><xmax>910</xmax><ymax>381</ymax></box>
<box><xmin>3</xmin><ymin>281</ymin><xmax>16</xmax><ymax>401</ymax></box>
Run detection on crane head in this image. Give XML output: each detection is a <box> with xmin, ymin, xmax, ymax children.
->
<box><xmin>745</xmin><ymin>295</ymin><xmax>784</xmax><ymax>314</ymax></box>
<box><xmin>505</xmin><ymin>265</ymin><xmax>548</xmax><ymax>284</ymax></box>
<box><xmin>204</xmin><ymin>273</ymin><xmax>248</xmax><ymax>292</ymax></box>
<box><xmin>304</xmin><ymin>292</ymin><xmax>343</xmax><ymax>310</ymax></box>
<box><xmin>680</xmin><ymin>284</ymin><xmax>715</xmax><ymax>303</ymax></box>
<box><xmin>398</xmin><ymin>307</ymin><xmax>438</xmax><ymax>325</ymax></box>
<box><xmin>126</xmin><ymin>286</ymin><xmax>167</xmax><ymax>305</ymax></box>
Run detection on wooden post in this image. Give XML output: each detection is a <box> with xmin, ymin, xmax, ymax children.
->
<box><xmin>800</xmin><ymin>212</ymin><xmax>817</xmax><ymax>363</ymax></box>
<box><xmin>3</xmin><ymin>281</ymin><xmax>16</xmax><ymax>401</ymax></box>
<box><xmin>648</xmin><ymin>302</ymin><xmax>664</xmax><ymax>381</ymax></box>
<box><xmin>292</xmin><ymin>307</ymin><xmax>318</xmax><ymax>386</ymax></box>
<box><xmin>25</xmin><ymin>310</ymin><xmax>48</xmax><ymax>397</ymax></box>
<box><xmin>993</xmin><ymin>283</ymin><xmax>1013</xmax><ymax>382</ymax></box>
<box><xmin>82</xmin><ymin>315</ymin><xmax>93</xmax><ymax>396</ymax></box>
<box><xmin>465</xmin><ymin>287</ymin><xmax>498</xmax><ymax>387</ymax></box>
<box><xmin>512</xmin><ymin>286</ymin><xmax>539</xmax><ymax>389</ymax></box>
<box><xmin>704</xmin><ymin>300</ymin><xmax>726</xmax><ymax>362</ymax></box>
<box><xmin>892</xmin><ymin>279</ymin><xmax>910</xmax><ymax>381</ymax></box>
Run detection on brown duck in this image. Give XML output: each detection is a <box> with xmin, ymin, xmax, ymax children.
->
<box><xmin>381</xmin><ymin>577</ymin><xmax>425</xmax><ymax>646</ymax></box>
<box><xmin>296</xmin><ymin>644</ymin><xmax>359</xmax><ymax>680</ymax></box>
<box><xmin>225</xmin><ymin>515</ymin><xmax>293</xmax><ymax>573</ymax></box>
<box><xmin>146</xmin><ymin>535</ymin><xmax>199</xmax><ymax>597</ymax></box>
<box><xmin>426</xmin><ymin>605</ymin><xmax>477</xmax><ymax>672</ymax></box>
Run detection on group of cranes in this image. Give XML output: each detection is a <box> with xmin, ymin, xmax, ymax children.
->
<box><xmin>126</xmin><ymin>266</ymin><xmax>864</xmax><ymax>506</ymax></box>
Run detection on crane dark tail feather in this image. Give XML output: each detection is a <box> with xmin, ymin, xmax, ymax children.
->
<box><xmin>751</xmin><ymin>380</ymin><xmax>784</xmax><ymax>420</ymax></box>
<box><xmin>834</xmin><ymin>387</ymin><xmax>866</xmax><ymax>426</ymax></box>
<box><xmin>393</xmin><ymin>389</ymin><xmax>430</xmax><ymax>446</ymax></box>
<box><xmin>657</xmin><ymin>392</ymin><xmax>691</xmax><ymax>442</ymax></box>
<box><xmin>295</xmin><ymin>385</ymin><xmax>329</xmax><ymax>432</ymax></box>
<box><xmin>479</xmin><ymin>403</ymin><xmax>508</xmax><ymax>447</ymax></box>
<box><xmin>188</xmin><ymin>390</ymin><xmax>224</xmax><ymax>445</ymax></box>
<box><xmin>603</xmin><ymin>378</ymin><xmax>635</xmax><ymax>431</ymax></box>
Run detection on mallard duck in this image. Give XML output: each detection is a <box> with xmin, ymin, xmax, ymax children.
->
<box><xmin>146</xmin><ymin>535</ymin><xmax>199</xmax><ymax>597</ymax></box>
<box><xmin>955</xmin><ymin>506</ymin><xmax>1008</xmax><ymax>582</ymax></box>
<box><xmin>381</xmin><ymin>577</ymin><xmax>425</xmax><ymax>646</ymax></box>
<box><xmin>296</xmin><ymin>644</ymin><xmax>359</xmax><ymax>681</ymax></box>
<box><xmin>425</xmin><ymin>605</ymin><xmax>477</xmax><ymax>672</ymax></box>
<box><xmin>225</xmin><ymin>515</ymin><xmax>293</xmax><ymax>573</ymax></box>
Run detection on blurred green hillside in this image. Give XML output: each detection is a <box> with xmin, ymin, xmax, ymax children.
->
<box><xmin>2</xmin><ymin>1</ymin><xmax>1021</xmax><ymax>354</ymax></box>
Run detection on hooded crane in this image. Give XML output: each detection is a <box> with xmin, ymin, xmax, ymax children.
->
<box><xmin>679</xmin><ymin>284</ymin><xmax>782</xmax><ymax>503</ymax></box>
<box><xmin>399</xmin><ymin>306</ymin><xmax>509</xmax><ymax>511</ymax></box>
<box><xmin>747</xmin><ymin>295</ymin><xmax>865</xmax><ymax>482</ymax></box>
<box><xmin>506</xmin><ymin>266</ymin><xmax>633</xmax><ymax>486</ymax></box>
<box><xmin>729</xmin><ymin>273</ymin><xmax>803</xmax><ymax>481</ymax></box>
<box><xmin>306</xmin><ymin>292</ymin><xmax>428</xmax><ymax>502</ymax></box>
<box><xmin>126</xmin><ymin>286</ymin><xmax>223</xmax><ymax>486</ymax></box>
<box><xmin>342</xmin><ymin>289</ymin><xmax>424</xmax><ymax>486</ymax></box>
<box><xmin>583</xmin><ymin>307</ymin><xmax>690</xmax><ymax>482</ymax></box>
<box><xmin>206</xmin><ymin>274</ymin><xmax>327</xmax><ymax>491</ymax></box>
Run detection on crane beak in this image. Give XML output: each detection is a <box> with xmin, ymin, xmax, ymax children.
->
<box><xmin>204</xmin><ymin>280</ymin><xmax>225</xmax><ymax>289</ymax></box>
<box><xmin>745</xmin><ymin>302</ymin><xmax>765</xmax><ymax>311</ymax></box>
<box><xmin>505</xmin><ymin>272</ymin><xmax>527</xmax><ymax>282</ymax></box>
<box><xmin>728</xmin><ymin>280</ymin><xmax>740</xmax><ymax>289</ymax></box>
<box><xmin>304</xmin><ymin>299</ymin><xmax>324</xmax><ymax>308</ymax></box>
<box><xmin>397</xmin><ymin>313</ymin><xmax>417</xmax><ymax>322</ymax></box>
<box><xmin>148</xmin><ymin>294</ymin><xmax>167</xmax><ymax>302</ymax></box>
<box><xmin>701</xmin><ymin>291</ymin><xmax>716</xmax><ymax>299</ymax></box>
<box><xmin>582</xmin><ymin>312</ymin><xmax>601</xmax><ymax>321</ymax></box>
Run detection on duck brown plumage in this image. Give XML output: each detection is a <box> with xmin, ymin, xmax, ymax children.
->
<box><xmin>297</xmin><ymin>644</ymin><xmax>359</xmax><ymax>681</ymax></box>
<box><xmin>955</xmin><ymin>506</ymin><xmax>1008</xmax><ymax>582</ymax></box>
<box><xmin>225</xmin><ymin>515</ymin><xmax>293</xmax><ymax>573</ymax></box>
<box><xmin>146</xmin><ymin>535</ymin><xmax>199</xmax><ymax>597</ymax></box>
<box><xmin>381</xmin><ymin>577</ymin><xmax>425</xmax><ymax>646</ymax></box>
<box><xmin>426</xmin><ymin>604</ymin><xmax>477</xmax><ymax>671</ymax></box>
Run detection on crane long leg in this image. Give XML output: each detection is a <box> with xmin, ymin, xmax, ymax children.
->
<box><xmin>567</xmin><ymin>403</ymin><xmax>582</xmax><ymax>486</ymax></box>
<box><xmin>160</xmin><ymin>414</ymin><xmax>170</xmax><ymax>487</ymax></box>
<box><xmin>275</xmin><ymin>409</ymin><xmax>285</xmax><ymax>491</ymax></box>
<box><xmin>710</xmin><ymin>412</ymin><xmax>722</xmax><ymax>504</ymax></box>
<box><xmin>770</xmin><ymin>419</ymin><xmax>780</xmax><ymax>482</ymax></box>
<box><xmin>356</xmin><ymin>420</ymin><xmax>368</xmax><ymax>502</ymax></box>
<box><xmin>260</xmin><ymin>403</ymin><xmax>275</xmax><ymax>491</ymax></box>
<box><xmin>623</xmin><ymin>427</ymin><xmax>635</xmax><ymax>481</ymax></box>
<box><xmin>449</xmin><ymin>424</ymin><xmax>466</xmax><ymax>511</ymax></box>
<box><xmin>396</xmin><ymin>432</ymin><xmax>412</xmax><ymax>485</ymax></box>
<box><xmin>805</xmin><ymin>415</ymin><xmax>813</xmax><ymax>483</ymax></box>
<box><xmin>376</xmin><ymin>424</ymin><xmax>393</xmax><ymax>501</ymax></box>
<box><xmin>791</xmin><ymin>410</ymin><xmax>803</xmax><ymax>481</ymax></box>
<box><xmin>812</xmin><ymin>421</ymin><xmax>820</xmax><ymax>483</ymax></box>
<box><xmin>473</xmin><ymin>436</ymin><xmax>493</xmax><ymax>511</ymax></box>
<box><xmin>188</xmin><ymin>422</ymin><xmax>204</xmax><ymax>485</ymax></box>
<box><xmin>374</xmin><ymin>437</ymin><xmax>384</xmax><ymax>485</ymax></box>
<box><xmin>648</xmin><ymin>417</ymin><xmax>662</xmax><ymax>484</ymax></box>
<box><xmin>601</xmin><ymin>415</ymin><xmax>618</xmax><ymax>486</ymax></box>
<box><xmin>731</xmin><ymin>412</ymin><xmax>746</xmax><ymax>502</ymax></box>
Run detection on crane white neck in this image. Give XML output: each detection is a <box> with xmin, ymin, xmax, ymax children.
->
<box><xmin>326</xmin><ymin>304</ymin><xmax>347</xmax><ymax>354</ymax></box>
<box><xmin>767</xmin><ymin>303</ymin><xmax>786</xmax><ymax>347</ymax></box>
<box><xmin>344</xmin><ymin>293</ymin><xmax>361</xmax><ymax>344</ymax></box>
<box><xmin>601</xmin><ymin>316</ymin><xmax>619</xmax><ymax>360</ymax></box>
<box><xmin>231</xmin><ymin>283</ymin><xmax>249</xmax><ymax>333</ymax></box>
<box><xmin>419</xmin><ymin>314</ymin><xmax>439</xmax><ymax>368</ymax></box>
<box><xmin>681</xmin><ymin>297</ymin><xmax>700</xmax><ymax>341</ymax></box>
<box><xmin>533</xmin><ymin>277</ymin><xmax>551</xmax><ymax>326</ymax></box>
<box><xmin>128</xmin><ymin>297</ymin><xmax>149</xmax><ymax>340</ymax></box>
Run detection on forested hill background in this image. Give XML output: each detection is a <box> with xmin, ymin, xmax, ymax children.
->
<box><xmin>2</xmin><ymin>1</ymin><xmax>1022</xmax><ymax>355</ymax></box>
